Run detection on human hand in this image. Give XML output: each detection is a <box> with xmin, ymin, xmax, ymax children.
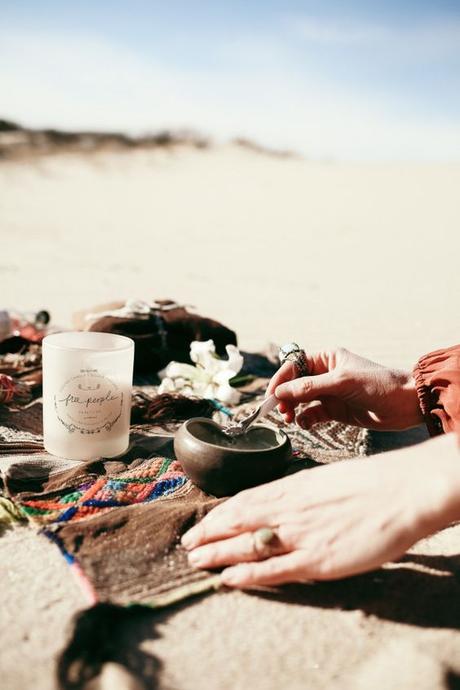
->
<box><xmin>267</xmin><ymin>347</ymin><xmax>423</xmax><ymax>431</ymax></box>
<box><xmin>181</xmin><ymin>434</ymin><xmax>460</xmax><ymax>587</ymax></box>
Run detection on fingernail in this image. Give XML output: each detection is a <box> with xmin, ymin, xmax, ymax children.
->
<box><xmin>275</xmin><ymin>384</ymin><xmax>285</xmax><ymax>398</ymax></box>
<box><xmin>181</xmin><ymin>529</ymin><xmax>197</xmax><ymax>549</ymax></box>
<box><xmin>187</xmin><ymin>549</ymin><xmax>204</xmax><ymax>566</ymax></box>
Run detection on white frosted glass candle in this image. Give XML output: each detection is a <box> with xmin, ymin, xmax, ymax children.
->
<box><xmin>42</xmin><ymin>332</ymin><xmax>134</xmax><ymax>460</ymax></box>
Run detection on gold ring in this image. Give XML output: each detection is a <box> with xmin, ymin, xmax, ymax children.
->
<box><xmin>252</xmin><ymin>527</ymin><xmax>276</xmax><ymax>558</ymax></box>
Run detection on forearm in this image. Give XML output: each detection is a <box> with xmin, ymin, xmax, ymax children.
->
<box><xmin>415</xmin><ymin>433</ymin><xmax>460</xmax><ymax>531</ymax></box>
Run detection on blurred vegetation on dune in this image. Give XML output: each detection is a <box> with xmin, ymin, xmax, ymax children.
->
<box><xmin>0</xmin><ymin>118</ymin><xmax>209</xmax><ymax>161</ymax></box>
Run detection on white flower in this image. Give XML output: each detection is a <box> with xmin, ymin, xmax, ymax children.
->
<box><xmin>158</xmin><ymin>340</ymin><xmax>243</xmax><ymax>404</ymax></box>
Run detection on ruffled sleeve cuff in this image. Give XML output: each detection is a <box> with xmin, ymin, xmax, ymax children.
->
<box><xmin>413</xmin><ymin>345</ymin><xmax>460</xmax><ymax>436</ymax></box>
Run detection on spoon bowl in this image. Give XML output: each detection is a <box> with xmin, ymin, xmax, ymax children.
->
<box><xmin>174</xmin><ymin>417</ymin><xmax>291</xmax><ymax>497</ymax></box>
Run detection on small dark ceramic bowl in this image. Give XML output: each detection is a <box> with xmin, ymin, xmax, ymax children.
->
<box><xmin>174</xmin><ymin>417</ymin><xmax>292</xmax><ymax>497</ymax></box>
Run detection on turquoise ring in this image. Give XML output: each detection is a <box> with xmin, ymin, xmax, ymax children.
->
<box><xmin>279</xmin><ymin>342</ymin><xmax>309</xmax><ymax>377</ymax></box>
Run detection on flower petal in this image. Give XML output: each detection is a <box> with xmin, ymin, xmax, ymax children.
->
<box><xmin>208</xmin><ymin>344</ymin><xmax>244</xmax><ymax>377</ymax></box>
<box><xmin>164</xmin><ymin>362</ymin><xmax>199</xmax><ymax>380</ymax></box>
<box><xmin>213</xmin><ymin>369</ymin><xmax>234</xmax><ymax>386</ymax></box>
<box><xmin>215</xmin><ymin>384</ymin><xmax>241</xmax><ymax>405</ymax></box>
<box><xmin>190</xmin><ymin>340</ymin><xmax>216</xmax><ymax>366</ymax></box>
<box><xmin>158</xmin><ymin>378</ymin><xmax>176</xmax><ymax>394</ymax></box>
<box><xmin>191</xmin><ymin>381</ymin><xmax>211</xmax><ymax>398</ymax></box>
<box><xmin>225</xmin><ymin>345</ymin><xmax>244</xmax><ymax>376</ymax></box>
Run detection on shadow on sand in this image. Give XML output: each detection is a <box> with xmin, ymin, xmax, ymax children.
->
<box><xmin>58</xmin><ymin>549</ymin><xmax>460</xmax><ymax>689</ymax></box>
<box><xmin>247</xmin><ymin>550</ymin><xmax>460</xmax><ymax>630</ymax></box>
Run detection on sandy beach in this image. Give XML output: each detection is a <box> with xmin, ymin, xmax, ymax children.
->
<box><xmin>2</xmin><ymin>145</ymin><xmax>459</xmax><ymax>367</ymax></box>
<box><xmin>1</xmin><ymin>144</ymin><xmax>460</xmax><ymax>689</ymax></box>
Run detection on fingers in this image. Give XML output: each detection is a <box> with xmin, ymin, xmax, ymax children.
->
<box><xmin>187</xmin><ymin>530</ymin><xmax>287</xmax><ymax>569</ymax></box>
<box><xmin>181</xmin><ymin>503</ymin><xmax>277</xmax><ymax>550</ymax></box>
<box><xmin>266</xmin><ymin>361</ymin><xmax>297</xmax><ymax>395</ymax></box>
<box><xmin>275</xmin><ymin>371</ymin><xmax>342</xmax><ymax>406</ymax></box>
<box><xmin>221</xmin><ymin>552</ymin><xmax>307</xmax><ymax>587</ymax></box>
<box><xmin>296</xmin><ymin>402</ymin><xmax>332</xmax><ymax>429</ymax></box>
<box><xmin>266</xmin><ymin>362</ymin><xmax>296</xmax><ymax>421</ymax></box>
<box><xmin>279</xmin><ymin>401</ymin><xmax>295</xmax><ymax>423</ymax></box>
<box><xmin>182</xmin><ymin>476</ymin><xmax>297</xmax><ymax>550</ymax></box>
<box><xmin>267</xmin><ymin>349</ymin><xmax>347</xmax><ymax>401</ymax></box>
<box><xmin>266</xmin><ymin>357</ymin><xmax>319</xmax><ymax>421</ymax></box>
<box><xmin>266</xmin><ymin>353</ymin><xmax>338</xmax><ymax>422</ymax></box>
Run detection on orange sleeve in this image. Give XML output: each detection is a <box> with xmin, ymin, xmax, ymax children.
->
<box><xmin>413</xmin><ymin>344</ymin><xmax>460</xmax><ymax>436</ymax></box>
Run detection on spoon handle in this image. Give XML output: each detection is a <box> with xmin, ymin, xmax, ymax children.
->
<box><xmin>240</xmin><ymin>394</ymin><xmax>278</xmax><ymax>432</ymax></box>
<box><xmin>256</xmin><ymin>394</ymin><xmax>278</xmax><ymax>420</ymax></box>
<box><xmin>223</xmin><ymin>394</ymin><xmax>279</xmax><ymax>437</ymax></box>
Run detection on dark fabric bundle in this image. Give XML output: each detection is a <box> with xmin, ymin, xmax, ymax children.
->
<box><xmin>130</xmin><ymin>392</ymin><xmax>216</xmax><ymax>424</ymax></box>
<box><xmin>0</xmin><ymin>337</ymin><xmax>43</xmax><ymax>408</ymax></box>
<box><xmin>89</xmin><ymin>300</ymin><xmax>237</xmax><ymax>375</ymax></box>
<box><xmin>0</xmin><ymin>336</ymin><xmax>42</xmax><ymax>390</ymax></box>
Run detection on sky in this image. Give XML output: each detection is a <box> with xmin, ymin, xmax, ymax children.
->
<box><xmin>1</xmin><ymin>0</ymin><xmax>460</xmax><ymax>160</ymax></box>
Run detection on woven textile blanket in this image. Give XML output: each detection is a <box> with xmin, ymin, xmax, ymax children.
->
<box><xmin>0</xmin><ymin>385</ymin><xmax>368</xmax><ymax>609</ymax></box>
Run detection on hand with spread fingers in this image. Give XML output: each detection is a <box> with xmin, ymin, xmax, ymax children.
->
<box><xmin>267</xmin><ymin>347</ymin><xmax>423</xmax><ymax>431</ymax></box>
<box><xmin>182</xmin><ymin>434</ymin><xmax>460</xmax><ymax>588</ymax></box>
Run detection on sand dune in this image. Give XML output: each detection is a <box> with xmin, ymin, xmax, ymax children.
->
<box><xmin>1</xmin><ymin>144</ymin><xmax>459</xmax><ymax>369</ymax></box>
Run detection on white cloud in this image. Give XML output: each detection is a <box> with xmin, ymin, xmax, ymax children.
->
<box><xmin>1</xmin><ymin>26</ymin><xmax>459</xmax><ymax>161</ymax></box>
<box><xmin>292</xmin><ymin>15</ymin><xmax>460</xmax><ymax>59</ymax></box>
<box><xmin>293</xmin><ymin>17</ymin><xmax>388</xmax><ymax>46</ymax></box>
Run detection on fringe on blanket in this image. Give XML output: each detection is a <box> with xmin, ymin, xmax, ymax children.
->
<box><xmin>0</xmin><ymin>495</ymin><xmax>26</xmax><ymax>532</ymax></box>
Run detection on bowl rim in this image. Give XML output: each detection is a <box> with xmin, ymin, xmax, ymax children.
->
<box><xmin>179</xmin><ymin>417</ymin><xmax>290</xmax><ymax>454</ymax></box>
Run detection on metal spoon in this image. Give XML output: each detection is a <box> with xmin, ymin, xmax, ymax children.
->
<box><xmin>223</xmin><ymin>394</ymin><xmax>278</xmax><ymax>437</ymax></box>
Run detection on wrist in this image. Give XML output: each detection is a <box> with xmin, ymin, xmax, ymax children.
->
<box><xmin>399</xmin><ymin>371</ymin><xmax>424</xmax><ymax>429</ymax></box>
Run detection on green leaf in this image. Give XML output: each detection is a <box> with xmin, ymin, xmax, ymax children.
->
<box><xmin>229</xmin><ymin>374</ymin><xmax>255</xmax><ymax>387</ymax></box>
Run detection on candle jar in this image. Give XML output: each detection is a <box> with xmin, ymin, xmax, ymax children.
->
<box><xmin>42</xmin><ymin>332</ymin><xmax>134</xmax><ymax>460</ymax></box>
